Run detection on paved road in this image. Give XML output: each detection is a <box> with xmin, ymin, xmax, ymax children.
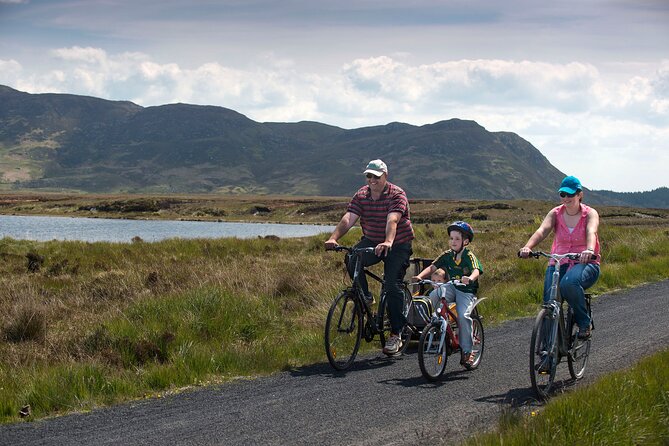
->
<box><xmin>2</xmin><ymin>280</ymin><xmax>668</xmax><ymax>446</ymax></box>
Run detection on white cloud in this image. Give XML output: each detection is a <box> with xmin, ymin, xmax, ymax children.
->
<box><xmin>1</xmin><ymin>48</ymin><xmax>668</xmax><ymax>191</ymax></box>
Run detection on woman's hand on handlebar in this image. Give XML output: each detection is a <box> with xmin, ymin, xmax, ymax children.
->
<box><xmin>579</xmin><ymin>249</ymin><xmax>595</xmax><ymax>264</ymax></box>
<box><xmin>518</xmin><ymin>246</ymin><xmax>532</xmax><ymax>258</ymax></box>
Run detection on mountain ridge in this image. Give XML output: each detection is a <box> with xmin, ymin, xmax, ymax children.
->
<box><xmin>0</xmin><ymin>85</ymin><xmax>666</xmax><ymax>208</ymax></box>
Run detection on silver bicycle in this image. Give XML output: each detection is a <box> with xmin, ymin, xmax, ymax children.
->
<box><xmin>523</xmin><ymin>251</ymin><xmax>595</xmax><ymax>400</ymax></box>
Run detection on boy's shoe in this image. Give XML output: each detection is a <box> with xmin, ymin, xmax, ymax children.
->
<box><xmin>577</xmin><ymin>326</ymin><xmax>591</xmax><ymax>340</ymax></box>
<box><xmin>382</xmin><ymin>334</ymin><xmax>402</xmax><ymax>355</ymax></box>
<box><xmin>461</xmin><ymin>351</ymin><xmax>476</xmax><ymax>369</ymax></box>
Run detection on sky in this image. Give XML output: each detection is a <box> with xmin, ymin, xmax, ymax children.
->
<box><xmin>1</xmin><ymin>0</ymin><xmax>668</xmax><ymax>193</ymax></box>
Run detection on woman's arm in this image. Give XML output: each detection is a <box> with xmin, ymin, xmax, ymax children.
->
<box><xmin>519</xmin><ymin>210</ymin><xmax>555</xmax><ymax>256</ymax></box>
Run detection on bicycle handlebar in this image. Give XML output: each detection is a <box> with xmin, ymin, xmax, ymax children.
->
<box><xmin>518</xmin><ymin>250</ymin><xmax>598</xmax><ymax>261</ymax></box>
<box><xmin>325</xmin><ymin>245</ymin><xmax>376</xmax><ymax>255</ymax></box>
<box><xmin>409</xmin><ymin>279</ymin><xmax>462</xmax><ymax>287</ymax></box>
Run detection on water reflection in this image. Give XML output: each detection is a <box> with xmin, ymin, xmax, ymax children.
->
<box><xmin>0</xmin><ymin>215</ymin><xmax>335</xmax><ymax>243</ymax></box>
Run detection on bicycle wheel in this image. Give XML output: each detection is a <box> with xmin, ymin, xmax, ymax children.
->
<box><xmin>530</xmin><ymin>308</ymin><xmax>558</xmax><ymax>400</ymax></box>
<box><xmin>464</xmin><ymin>312</ymin><xmax>484</xmax><ymax>370</ymax></box>
<box><xmin>567</xmin><ymin>309</ymin><xmax>591</xmax><ymax>380</ymax></box>
<box><xmin>378</xmin><ymin>292</ymin><xmax>391</xmax><ymax>348</ymax></box>
<box><xmin>325</xmin><ymin>291</ymin><xmax>362</xmax><ymax>370</ymax></box>
<box><xmin>418</xmin><ymin>321</ymin><xmax>448</xmax><ymax>381</ymax></box>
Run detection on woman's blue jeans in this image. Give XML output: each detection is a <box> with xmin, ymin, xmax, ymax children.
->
<box><xmin>543</xmin><ymin>263</ymin><xmax>600</xmax><ymax>329</ymax></box>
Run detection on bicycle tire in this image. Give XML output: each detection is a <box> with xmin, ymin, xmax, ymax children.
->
<box><xmin>418</xmin><ymin>321</ymin><xmax>448</xmax><ymax>381</ymax></box>
<box><xmin>567</xmin><ymin>308</ymin><xmax>590</xmax><ymax>380</ymax></box>
<box><xmin>378</xmin><ymin>292</ymin><xmax>391</xmax><ymax>348</ymax></box>
<box><xmin>325</xmin><ymin>291</ymin><xmax>362</xmax><ymax>370</ymax></box>
<box><xmin>464</xmin><ymin>311</ymin><xmax>484</xmax><ymax>370</ymax></box>
<box><xmin>530</xmin><ymin>308</ymin><xmax>558</xmax><ymax>400</ymax></box>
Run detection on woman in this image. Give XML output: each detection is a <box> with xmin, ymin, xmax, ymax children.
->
<box><xmin>519</xmin><ymin>175</ymin><xmax>600</xmax><ymax>339</ymax></box>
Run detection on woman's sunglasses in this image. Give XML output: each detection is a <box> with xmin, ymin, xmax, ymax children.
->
<box><xmin>559</xmin><ymin>191</ymin><xmax>577</xmax><ymax>198</ymax></box>
<box><xmin>366</xmin><ymin>173</ymin><xmax>381</xmax><ymax>179</ymax></box>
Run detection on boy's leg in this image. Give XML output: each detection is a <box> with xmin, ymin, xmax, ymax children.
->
<box><xmin>454</xmin><ymin>290</ymin><xmax>476</xmax><ymax>354</ymax></box>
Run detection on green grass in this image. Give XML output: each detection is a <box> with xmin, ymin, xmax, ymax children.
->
<box><xmin>467</xmin><ymin>349</ymin><xmax>669</xmax><ymax>446</ymax></box>
<box><xmin>0</xmin><ymin>201</ymin><xmax>667</xmax><ymax>424</ymax></box>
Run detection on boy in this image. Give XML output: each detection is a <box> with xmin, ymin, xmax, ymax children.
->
<box><xmin>413</xmin><ymin>221</ymin><xmax>483</xmax><ymax>367</ymax></box>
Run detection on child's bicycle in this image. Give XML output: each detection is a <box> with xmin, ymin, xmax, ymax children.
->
<box><xmin>324</xmin><ymin>245</ymin><xmax>417</xmax><ymax>371</ymax></box>
<box><xmin>521</xmin><ymin>251</ymin><xmax>595</xmax><ymax>400</ymax></box>
<box><xmin>411</xmin><ymin>279</ymin><xmax>486</xmax><ymax>381</ymax></box>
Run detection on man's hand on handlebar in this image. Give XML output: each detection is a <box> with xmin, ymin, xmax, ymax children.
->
<box><xmin>324</xmin><ymin>239</ymin><xmax>339</xmax><ymax>250</ymax></box>
<box><xmin>375</xmin><ymin>241</ymin><xmax>392</xmax><ymax>257</ymax></box>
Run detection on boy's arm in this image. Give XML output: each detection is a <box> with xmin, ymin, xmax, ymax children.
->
<box><xmin>413</xmin><ymin>264</ymin><xmax>436</xmax><ymax>280</ymax></box>
<box><xmin>461</xmin><ymin>268</ymin><xmax>480</xmax><ymax>284</ymax></box>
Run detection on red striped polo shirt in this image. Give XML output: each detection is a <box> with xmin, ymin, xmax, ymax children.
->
<box><xmin>347</xmin><ymin>182</ymin><xmax>414</xmax><ymax>244</ymax></box>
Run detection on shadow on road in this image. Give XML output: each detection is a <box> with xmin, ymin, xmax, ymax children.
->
<box><xmin>475</xmin><ymin>377</ymin><xmax>579</xmax><ymax>408</ymax></box>
<box><xmin>379</xmin><ymin>368</ymin><xmax>471</xmax><ymax>388</ymax></box>
<box><xmin>288</xmin><ymin>353</ymin><xmax>401</xmax><ymax>378</ymax></box>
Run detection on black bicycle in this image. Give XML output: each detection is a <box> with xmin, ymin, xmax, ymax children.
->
<box><xmin>522</xmin><ymin>251</ymin><xmax>595</xmax><ymax>400</ymax></box>
<box><xmin>324</xmin><ymin>245</ymin><xmax>416</xmax><ymax>370</ymax></box>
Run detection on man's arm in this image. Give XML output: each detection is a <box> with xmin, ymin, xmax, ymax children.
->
<box><xmin>375</xmin><ymin>211</ymin><xmax>401</xmax><ymax>257</ymax></box>
<box><xmin>324</xmin><ymin>212</ymin><xmax>359</xmax><ymax>249</ymax></box>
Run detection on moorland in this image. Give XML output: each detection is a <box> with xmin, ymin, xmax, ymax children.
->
<box><xmin>0</xmin><ymin>192</ymin><xmax>667</xmax><ymax>426</ymax></box>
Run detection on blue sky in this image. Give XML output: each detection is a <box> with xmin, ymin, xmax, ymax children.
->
<box><xmin>1</xmin><ymin>0</ymin><xmax>668</xmax><ymax>192</ymax></box>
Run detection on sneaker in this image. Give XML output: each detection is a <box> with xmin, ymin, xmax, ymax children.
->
<box><xmin>536</xmin><ymin>352</ymin><xmax>551</xmax><ymax>374</ymax></box>
<box><xmin>363</xmin><ymin>293</ymin><xmax>375</xmax><ymax>306</ymax></box>
<box><xmin>383</xmin><ymin>334</ymin><xmax>402</xmax><ymax>355</ymax></box>
<box><xmin>577</xmin><ymin>326</ymin><xmax>591</xmax><ymax>340</ymax></box>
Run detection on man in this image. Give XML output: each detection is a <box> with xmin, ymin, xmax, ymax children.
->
<box><xmin>324</xmin><ymin>159</ymin><xmax>414</xmax><ymax>355</ymax></box>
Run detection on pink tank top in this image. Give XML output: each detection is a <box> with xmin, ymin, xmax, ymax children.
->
<box><xmin>550</xmin><ymin>204</ymin><xmax>601</xmax><ymax>266</ymax></box>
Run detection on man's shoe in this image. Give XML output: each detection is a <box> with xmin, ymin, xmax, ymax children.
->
<box><xmin>577</xmin><ymin>326</ymin><xmax>591</xmax><ymax>340</ymax></box>
<box><xmin>382</xmin><ymin>334</ymin><xmax>402</xmax><ymax>355</ymax></box>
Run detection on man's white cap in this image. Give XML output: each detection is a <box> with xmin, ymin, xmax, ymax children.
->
<box><xmin>363</xmin><ymin>159</ymin><xmax>388</xmax><ymax>176</ymax></box>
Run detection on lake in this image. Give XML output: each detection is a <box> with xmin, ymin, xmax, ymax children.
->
<box><xmin>0</xmin><ymin>215</ymin><xmax>335</xmax><ymax>243</ymax></box>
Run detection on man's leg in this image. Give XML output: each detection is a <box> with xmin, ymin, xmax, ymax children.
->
<box><xmin>383</xmin><ymin>242</ymin><xmax>412</xmax><ymax>334</ymax></box>
<box><xmin>345</xmin><ymin>238</ymin><xmax>380</xmax><ymax>298</ymax></box>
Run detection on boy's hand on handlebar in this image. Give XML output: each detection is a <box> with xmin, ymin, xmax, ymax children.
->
<box><xmin>460</xmin><ymin>276</ymin><xmax>471</xmax><ymax>285</ymax></box>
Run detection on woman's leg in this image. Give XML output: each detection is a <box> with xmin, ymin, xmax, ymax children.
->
<box><xmin>560</xmin><ymin>263</ymin><xmax>600</xmax><ymax>329</ymax></box>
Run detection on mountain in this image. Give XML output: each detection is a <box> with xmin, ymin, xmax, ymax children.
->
<box><xmin>0</xmin><ymin>85</ymin><xmax>665</xmax><ymax>207</ymax></box>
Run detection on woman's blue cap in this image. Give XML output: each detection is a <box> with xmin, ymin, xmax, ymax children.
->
<box><xmin>558</xmin><ymin>176</ymin><xmax>582</xmax><ymax>194</ymax></box>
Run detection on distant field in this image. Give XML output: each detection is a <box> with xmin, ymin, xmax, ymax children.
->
<box><xmin>0</xmin><ymin>192</ymin><xmax>667</xmax><ymax>227</ymax></box>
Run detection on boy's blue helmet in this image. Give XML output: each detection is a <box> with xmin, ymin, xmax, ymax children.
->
<box><xmin>447</xmin><ymin>221</ymin><xmax>474</xmax><ymax>242</ymax></box>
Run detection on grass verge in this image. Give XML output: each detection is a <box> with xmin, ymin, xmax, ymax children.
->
<box><xmin>466</xmin><ymin>349</ymin><xmax>669</xmax><ymax>445</ymax></box>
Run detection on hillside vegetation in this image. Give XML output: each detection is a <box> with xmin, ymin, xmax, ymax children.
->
<box><xmin>2</xmin><ymin>85</ymin><xmax>666</xmax><ymax>207</ymax></box>
<box><xmin>0</xmin><ymin>196</ymin><xmax>667</xmax><ymax>423</ymax></box>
